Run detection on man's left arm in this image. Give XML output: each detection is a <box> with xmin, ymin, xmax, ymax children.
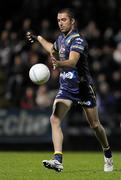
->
<box><xmin>51</xmin><ymin>51</ymin><xmax>80</xmax><ymax>69</ymax></box>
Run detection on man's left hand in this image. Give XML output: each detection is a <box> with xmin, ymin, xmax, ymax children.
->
<box><xmin>51</xmin><ymin>56</ymin><xmax>59</xmax><ymax>70</ymax></box>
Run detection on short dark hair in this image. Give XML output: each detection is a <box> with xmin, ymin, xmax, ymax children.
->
<box><xmin>58</xmin><ymin>8</ymin><xmax>75</xmax><ymax>19</ymax></box>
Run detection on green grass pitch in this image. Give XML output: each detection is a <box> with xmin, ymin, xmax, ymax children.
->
<box><xmin>0</xmin><ymin>151</ymin><xmax>121</xmax><ymax>180</ymax></box>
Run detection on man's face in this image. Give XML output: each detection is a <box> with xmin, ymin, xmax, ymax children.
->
<box><xmin>57</xmin><ymin>13</ymin><xmax>73</xmax><ymax>33</ymax></box>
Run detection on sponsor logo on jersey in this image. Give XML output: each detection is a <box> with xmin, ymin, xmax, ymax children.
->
<box><xmin>78</xmin><ymin>101</ymin><xmax>91</xmax><ymax>106</ymax></box>
<box><xmin>60</xmin><ymin>72</ymin><xmax>74</xmax><ymax>79</ymax></box>
<box><xmin>59</xmin><ymin>45</ymin><xmax>65</xmax><ymax>54</ymax></box>
<box><xmin>59</xmin><ymin>45</ymin><xmax>66</xmax><ymax>58</ymax></box>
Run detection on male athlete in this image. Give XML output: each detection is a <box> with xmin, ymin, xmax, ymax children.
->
<box><xmin>26</xmin><ymin>8</ymin><xmax>113</xmax><ymax>172</ymax></box>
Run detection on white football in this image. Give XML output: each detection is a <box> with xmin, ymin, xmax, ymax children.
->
<box><xmin>29</xmin><ymin>63</ymin><xmax>50</xmax><ymax>85</ymax></box>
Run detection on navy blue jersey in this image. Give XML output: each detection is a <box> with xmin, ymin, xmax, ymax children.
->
<box><xmin>53</xmin><ymin>29</ymin><xmax>93</xmax><ymax>94</ymax></box>
<box><xmin>53</xmin><ymin>29</ymin><xmax>96</xmax><ymax>107</ymax></box>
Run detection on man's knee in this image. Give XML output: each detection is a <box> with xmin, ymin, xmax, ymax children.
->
<box><xmin>90</xmin><ymin>121</ymin><xmax>101</xmax><ymax>129</ymax></box>
<box><xmin>50</xmin><ymin>115</ymin><xmax>60</xmax><ymax>126</ymax></box>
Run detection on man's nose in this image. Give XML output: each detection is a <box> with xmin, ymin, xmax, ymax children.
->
<box><xmin>59</xmin><ymin>21</ymin><xmax>63</xmax><ymax>25</ymax></box>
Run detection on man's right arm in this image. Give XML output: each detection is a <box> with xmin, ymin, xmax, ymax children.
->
<box><xmin>37</xmin><ymin>35</ymin><xmax>53</xmax><ymax>53</ymax></box>
<box><xmin>26</xmin><ymin>32</ymin><xmax>53</xmax><ymax>54</ymax></box>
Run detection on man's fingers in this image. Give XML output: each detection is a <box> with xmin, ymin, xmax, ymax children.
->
<box><xmin>26</xmin><ymin>32</ymin><xmax>34</xmax><ymax>43</ymax></box>
<box><xmin>28</xmin><ymin>37</ymin><xmax>33</xmax><ymax>42</ymax></box>
<box><xmin>51</xmin><ymin>58</ymin><xmax>57</xmax><ymax>70</ymax></box>
<box><xmin>26</xmin><ymin>32</ymin><xmax>32</xmax><ymax>39</ymax></box>
<box><xmin>50</xmin><ymin>56</ymin><xmax>56</xmax><ymax>61</ymax></box>
<box><xmin>26</xmin><ymin>31</ymin><xmax>31</xmax><ymax>35</ymax></box>
<box><xmin>52</xmin><ymin>61</ymin><xmax>56</xmax><ymax>70</ymax></box>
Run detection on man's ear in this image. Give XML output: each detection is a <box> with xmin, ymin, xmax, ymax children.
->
<box><xmin>72</xmin><ymin>18</ymin><xmax>75</xmax><ymax>25</ymax></box>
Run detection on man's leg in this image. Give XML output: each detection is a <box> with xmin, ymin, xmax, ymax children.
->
<box><xmin>50</xmin><ymin>99</ymin><xmax>72</xmax><ymax>153</ymax></box>
<box><xmin>83</xmin><ymin>106</ymin><xmax>109</xmax><ymax>148</ymax></box>
<box><xmin>83</xmin><ymin>106</ymin><xmax>113</xmax><ymax>172</ymax></box>
<box><xmin>42</xmin><ymin>99</ymin><xmax>72</xmax><ymax>172</ymax></box>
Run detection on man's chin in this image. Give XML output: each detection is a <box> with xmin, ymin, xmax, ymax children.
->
<box><xmin>60</xmin><ymin>29</ymin><xmax>68</xmax><ymax>33</ymax></box>
<box><xmin>60</xmin><ymin>29</ymin><xmax>65</xmax><ymax>32</ymax></box>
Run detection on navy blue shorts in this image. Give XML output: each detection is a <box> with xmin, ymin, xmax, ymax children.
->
<box><xmin>55</xmin><ymin>82</ymin><xmax>96</xmax><ymax>108</ymax></box>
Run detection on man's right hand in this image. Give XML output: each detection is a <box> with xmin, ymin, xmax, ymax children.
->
<box><xmin>26</xmin><ymin>31</ymin><xmax>37</xmax><ymax>43</ymax></box>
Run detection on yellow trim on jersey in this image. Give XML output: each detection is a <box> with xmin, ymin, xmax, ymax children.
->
<box><xmin>66</xmin><ymin>34</ymin><xmax>80</xmax><ymax>44</ymax></box>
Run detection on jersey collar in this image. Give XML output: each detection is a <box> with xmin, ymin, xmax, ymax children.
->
<box><xmin>62</xmin><ymin>28</ymin><xmax>78</xmax><ymax>39</ymax></box>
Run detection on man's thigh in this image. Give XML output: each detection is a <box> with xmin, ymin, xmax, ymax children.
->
<box><xmin>52</xmin><ymin>99</ymin><xmax>72</xmax><ymax>119</ymax></box>
<box><xmin>83</xmin><ymin>106</ymin><xmax>100</xmax><ymax>127</ymax></box>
